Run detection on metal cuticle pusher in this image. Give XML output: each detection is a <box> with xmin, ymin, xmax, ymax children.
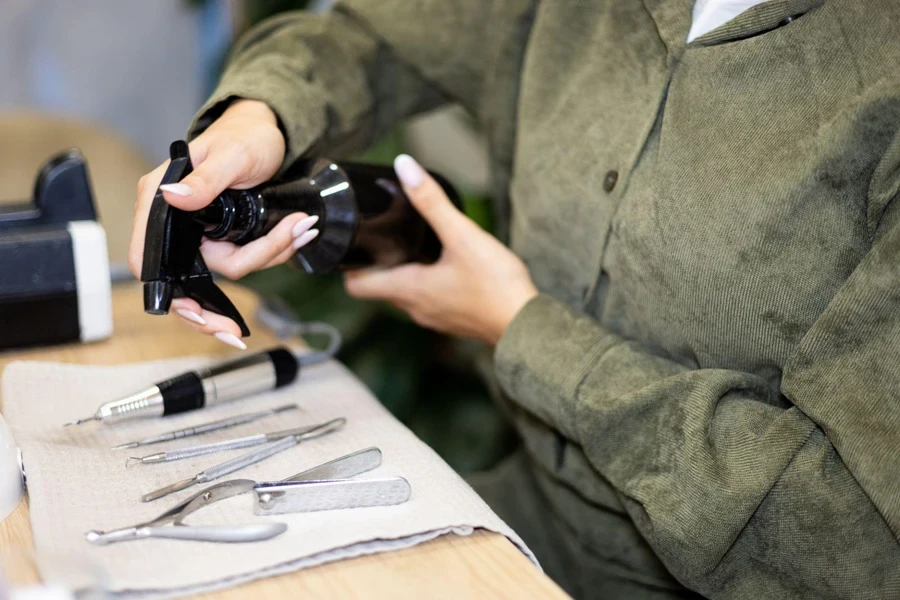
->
<box><xmin>112</xmin><ymin>404</ymin><xmax>299</xmax><ymax>451</ymax></box>
<box><xmin>126</xmin><ymin>421</ymin><xmax>325</xmax><ymax>466</ymax></box>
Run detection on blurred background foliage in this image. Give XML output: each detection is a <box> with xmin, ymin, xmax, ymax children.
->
<box><xmin>207</xmin><ymin>0</ymin><xmax>516</xmax><ymax>474</ymax></box>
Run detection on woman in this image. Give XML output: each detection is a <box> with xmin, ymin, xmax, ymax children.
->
<box><xmin>129</xmin><ymin>1</ymin><xmax>900</xmax><ymax>598</ymax></box>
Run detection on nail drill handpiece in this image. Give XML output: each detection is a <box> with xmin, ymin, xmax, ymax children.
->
<box><xmin>63</xmin><ymin>347</ymin><xmax>299</xmax><ymax>427</ymax></box>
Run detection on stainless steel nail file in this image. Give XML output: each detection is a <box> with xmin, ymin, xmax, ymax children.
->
<box><xmin>253</xmin><ymin>477</ymin><xmax>411</xmax><ymax>515</ymax></box>
<box><xmin>113</xmin><ymin>404</ymin><xmax>299</xmax><ymax>450</ymax></box>
<box><xmin>129</xmin><ymin>422</ymin><xmax>322</xmax><ymax>465</ymax></box>
<box><xmin>254</xmin><ymin>446</ymin><xmax>410</xmax><ymax>513</ymax></box>
<box><xmin>141</xmin><ymin>417</ymin><xmax>346</xmax><ymax>502</ymax></box>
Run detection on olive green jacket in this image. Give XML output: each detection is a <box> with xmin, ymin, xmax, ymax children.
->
<box><xmin>191</xmin><ymin>1</ymin><xmax>900</xmax><ymax>598</ymax></box>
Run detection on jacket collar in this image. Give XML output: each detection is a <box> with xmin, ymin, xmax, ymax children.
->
<box><xmin>643</xmin><ymin>0</ymin><xmax>826</xmax><ymax>56</ymax></box>
<box><xmin>689</xmin><ymin>0</ymin><xmax>826</xmax><ymax>46</ymax></box>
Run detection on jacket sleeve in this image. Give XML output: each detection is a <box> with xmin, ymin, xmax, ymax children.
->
<box><xmin>188</xmin><ymin>0</ymin><xmax>534</xmax><ymax>166</ymax></box>
<box><xmin>494</xmin><ymin>136</ymin><xmax>900</xmax><ymax>598</ymax></box>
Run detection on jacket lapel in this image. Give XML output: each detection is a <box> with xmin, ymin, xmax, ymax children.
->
<box><xmin>642</xmin><ymin>0</ymin><xmax>695</xmax><ymax>60</ymax></box>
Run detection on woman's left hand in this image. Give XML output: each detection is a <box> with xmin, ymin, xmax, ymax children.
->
<box><xmin>344</xmin><ymin>155</ymin><xmax>538</xmax><ymax>346</ymax></box>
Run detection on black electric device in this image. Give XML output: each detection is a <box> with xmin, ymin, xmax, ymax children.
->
<box><xmin>141</xmin><ymin>140</ymin><xmax>461</xmax><ymax>335</ymax></box>
<box><xmin>0</xmin><ymin>150</ymin><xmax>112</xmax><ymax>350</ymax></box>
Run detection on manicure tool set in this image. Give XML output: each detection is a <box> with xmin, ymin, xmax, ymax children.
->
<box><xmin>64</xmin><ymin>343</ymin><xmax>411</xmax><ymax>546</ymax></box>
<box><xmin>19</xmin><ymin>134</ymin><xmax>458</xmax><ymax>549</ymax></box>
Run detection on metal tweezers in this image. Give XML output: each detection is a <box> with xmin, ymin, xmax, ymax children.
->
<box><xmin>86</xmin><ymin>447</ymin><xmax>410</xmax><ymax>545</ymax></box>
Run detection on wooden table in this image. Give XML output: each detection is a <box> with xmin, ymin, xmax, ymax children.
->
<box><xmin>0</xmin><ymin>283</ymin><xmax>568</xmax><ymax>599</ymax></box>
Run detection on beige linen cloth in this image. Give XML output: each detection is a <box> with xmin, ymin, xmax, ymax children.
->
<box><xmin>1</xmin><ymin>356</ymin><xmax>536</xmax><ymax>597</ymax></box>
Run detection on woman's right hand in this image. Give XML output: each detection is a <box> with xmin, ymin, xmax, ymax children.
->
<box><xmin>128</xmin><ymin>99</ymin><xmax>319</xmax><ymax>349</ymax></box>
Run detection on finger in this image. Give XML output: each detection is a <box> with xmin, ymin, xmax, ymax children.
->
<box><xmin>263</xmin><ymin>243</ymin><xmax>299</xmax><ymax>270</ymax></box>
<box><xmin>158</xmin><ymin>139</ymin><xmax>258</xmax><ymax>211</ymax></box>
<box><xmin>393</xmin><ymin>154</ymin><xmax>473</xmax><ymax>244</ymax></box>
<box><xmin>170</xmin><ymin>298</ymin><xmax>205</xmax><ymax>324</ymax></box>
<box><xmin>387</xmin><ymin>299</ymin><xmax>415</xmax><ymax>315</ymax></box>
<box><xmin>170</xmin><ymin>298</ymin><xmax>246</xmax><ymax>349</ymax></box>
<box><xmin>201</xmin><ymin>212</ymin><xmax>316</xmax><ymax>279</ymax></box>
<box><xmin>344</xmin><ymin>264</ymin><xmax>424</xmax><ymax>302</ymax></box>
<box><xmin>129</xmin><ymin>161</ymin><xmax>170</xmax><ymax>278</ymax></box>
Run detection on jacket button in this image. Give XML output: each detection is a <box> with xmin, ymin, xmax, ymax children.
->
<box><xmin>603</xmin><ymin>170</ymin><xmax>618</xmax><ymax>193</ymax></box>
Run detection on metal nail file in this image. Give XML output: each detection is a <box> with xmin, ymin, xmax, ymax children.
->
<box><xmin>253</xmin><ymin>446</ymin><xmax>409</xmax><ymax>513</ymax></box>
<box><xmin>113</xmin><ymin>404</ymin><xmax>298</xmax><ymax>450</ymax></box>
<box><xmin>140</xmin><ymin>418</ymin><xmax>346</xmax><ymax>502</ymax></box>
<box><xmin>253</xmin><ymin>477</ymin><xmax>411</xmax><ymax>515</ymax></box>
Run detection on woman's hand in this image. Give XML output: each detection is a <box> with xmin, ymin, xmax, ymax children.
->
<box><xmin>128</xmin><ymin>100</ymin><xmax>319</xmax><ymax>349</ymax></box>
<box><xmin>344</xmin><ymin>155</ymin><xmax>538</xmax><ymax>346</ymax></box>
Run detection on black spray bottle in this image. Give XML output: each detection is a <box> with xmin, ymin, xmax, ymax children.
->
<box><xmin>141</xmin><ymin>140</ymin><xmax>461</xmax><ymax>336</ymax></box>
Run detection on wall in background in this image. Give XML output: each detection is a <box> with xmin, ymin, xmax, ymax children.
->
<box><xmin>0</xmin><ymin>0</ymin><xmax>231</xmax><ymax>163</ymax></box>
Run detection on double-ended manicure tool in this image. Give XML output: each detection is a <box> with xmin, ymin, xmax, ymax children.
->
<box><xmin>113</xmin><ymin>404</ymin><xmax>298</xmax><ymax>450</ymax></box>
<box><xmin>127</xmin><ymin>421</ymin><xmax>330</xmax><ymax>465</ymax></box>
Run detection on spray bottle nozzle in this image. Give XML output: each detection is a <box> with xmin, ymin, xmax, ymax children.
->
<box><xmin>143</xmin><ymin>280</ymin><xmax>173</xmax><ymax>315</ymax></box>
<box><xmin>139</xmin><ymin>140</ymin><xmax>251</xmax><ymax>336</ymax></box>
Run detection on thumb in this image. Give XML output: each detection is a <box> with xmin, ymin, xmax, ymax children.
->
<box><xmin>394</xmin><ymin>154</ymin><xmax>470</xmax><ymax>244</ymax></box>
<box><xmin>158</xmin><ymin>141</ymin><xmax>251</xmax><ymax>211</ymax></box>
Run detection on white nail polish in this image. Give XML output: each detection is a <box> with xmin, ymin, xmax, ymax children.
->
<box><xmin>215</xmin><ymin>332</ymin><xmax>247</xmax><ymax>350</ymax></box>
<box><xmin>293</xmin><ymin>228</ymin><xmax>319</xmax><ymax>249</ymax></box>
<box><xmin>292</xmin><ymin>215</ymin><xmax>319</xmax><ymax>238</ymax></box>
<box><xmin>175</xmin><ymin>308</ymin><xmax>206</xmax><ymax>325</ymax></box>
<box><xmin>159</xmin><ymin>183</ymin><xmax>193</xmax><ymax>196</ymax></box>
<box><xmin>394</xmin><ymin>154</ymin><xmax>424</xmax><ymax>188</ymax></box>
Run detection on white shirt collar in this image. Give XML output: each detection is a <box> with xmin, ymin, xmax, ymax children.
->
<box><xmin>688</xmin><ymin>0</ymin><xmax>772</xmax><ymax>42</ymax></box>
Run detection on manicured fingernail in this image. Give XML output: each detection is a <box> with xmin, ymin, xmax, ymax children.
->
<box><xmin>293</xmin><ymin>228</ymin><xmax>319</xmax><ymax>249</ymax></box>
<box><xmin>175</xmin><ymin>309</ymin><xmax>206</xmax><ymax>325</ymax></box>
<box><xmin>292</xmin><ymin>215</ymin><xmax>319</xmax><ymax>238</ymax></box>
<box><xmin>394</xmin><ymin>154</ymin><xmax>424</xmax><ymax>189</ymax></box>
<box><xmin>159</xmin><ymin>183</ymin><xmax>193</xmax><ymax>196</ymax></box>
<box><xmin>215</xmin><ymin>332</ymin><xmax>247</xmax><ymax>350</ymax></box>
